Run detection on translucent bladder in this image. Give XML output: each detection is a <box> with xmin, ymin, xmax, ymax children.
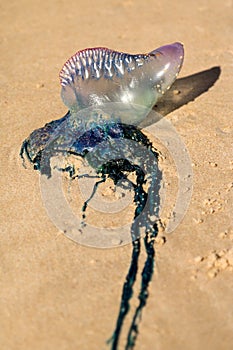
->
<box><xmin>60</xmin><ymin>42</ymin><xmax>184</xmax><ymax>125</ymax></box>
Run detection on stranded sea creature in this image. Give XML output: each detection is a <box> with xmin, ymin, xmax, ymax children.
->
<box><xmin>21</xmin><ymin>42</ymin><xmax>184</xmax><ymax>171</ymax></box>
<box><xmin>20</xmin><ymin>43</ymin><xmax>184</xmax><ymax>349</ymax></box>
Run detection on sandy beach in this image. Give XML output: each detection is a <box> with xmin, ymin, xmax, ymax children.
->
<box><xmin>1</xmin><ymin>1</ymin><xmax>233</xmax><ymax>349</ymax></box>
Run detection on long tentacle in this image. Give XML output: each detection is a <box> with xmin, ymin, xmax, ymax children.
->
<box><xmin>125</xmin><ymin>223</ymin><xmax>158</xmax><ymax>349</ymax></box>
<box><xmin>109</xmin><ymin>238</ymin><xmax>141</xmax><ymax>350</ymax></box>
<box><xmin>125</xmin><ymin>144</ymin><xmax>161</xmax><ymax>349</ymax></box>
<box><xmin>108</xmin><ymin>162</ymin><xmax>148</xmax><ymax>349</ymax></box>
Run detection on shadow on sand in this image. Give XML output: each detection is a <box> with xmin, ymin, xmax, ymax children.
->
<box><xmin>140</xmin><ymin>66</ymin><xmax>221</xmax><ymax>127</ymax></box>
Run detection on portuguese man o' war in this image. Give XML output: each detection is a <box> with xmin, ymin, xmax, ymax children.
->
<box><xmin>20</xmin><ymin>43</ymin><xmax>184</xmax><ymax>349</ymax></box>
<box><xmin>59</xmin><ymin>43</ymin><xmax>184</xmax><ymax>122</ymax></box>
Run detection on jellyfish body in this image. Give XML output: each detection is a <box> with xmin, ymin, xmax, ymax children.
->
<box><xmin>21</xmin><ymin>42</ymin><xmax>184</xmax><ymax>171</ymax></box>
<box><xmin>60</xmin><ymin>43</ymin><xmax>184</xmax><ymax>123</ymax></box>
<box><xmin>20</xmin><ymin>42</ymin><xmax>184</xmax><ymax>350</ymax></box>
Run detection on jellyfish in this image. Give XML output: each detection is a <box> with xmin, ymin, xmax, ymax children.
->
<box><xmin>20</xmin><ymin>42</ymin><xmax>184</xmax><ymax>349</ymax></box>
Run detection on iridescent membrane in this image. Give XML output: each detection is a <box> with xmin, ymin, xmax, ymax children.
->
<box><xmin>60</xmin><ymin>43</ymin><xmax>184</xmax><ymax>124</ymax></box>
